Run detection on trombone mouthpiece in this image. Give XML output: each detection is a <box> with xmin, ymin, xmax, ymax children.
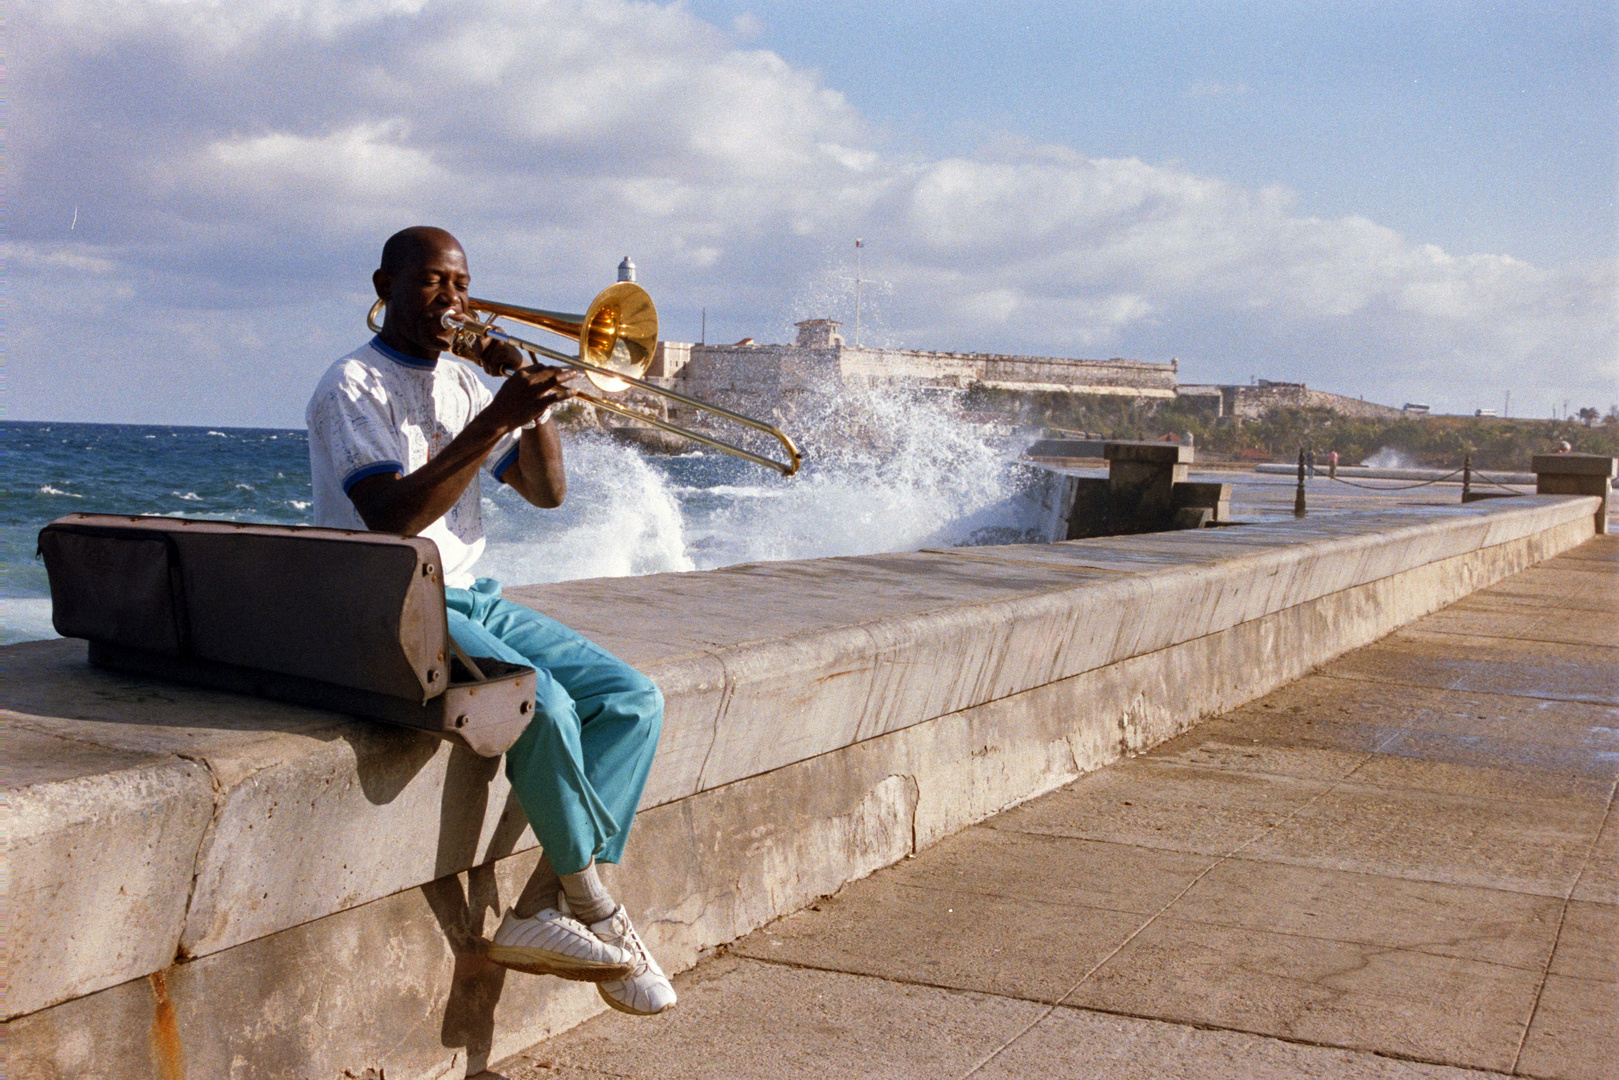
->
<box><xmin>440</xmin><ymin>311</ymin><xmax>463</xmax><ymax>329</ymax></box>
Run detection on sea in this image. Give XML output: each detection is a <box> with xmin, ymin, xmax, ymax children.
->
<box><xmin>3</xmin><ymin>389</ymin><xmax>1049</xmax><ymax>645</ymax></box>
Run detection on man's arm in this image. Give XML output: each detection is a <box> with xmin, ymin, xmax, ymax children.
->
<box><xmin>500</xmin><ymin>417</ymin><xmax>568</xmax><ymax>509</ymax></box>
<box><xmin>349</xmin><ymin>352</ymin><xmax>574</xmax><ymax>534</ymax></box>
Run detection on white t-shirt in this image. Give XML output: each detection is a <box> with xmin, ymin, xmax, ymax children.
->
<box><xmin>306</xmin><ymin>337</ymin><xmax>521</xmax><ymax>589</ymax></box>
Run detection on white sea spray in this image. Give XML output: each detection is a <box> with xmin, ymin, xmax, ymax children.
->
<box><xmin>480</xmin><ymin>439</ymin><xmax>696</xmax><ymax>583</ymax></box>
<box><xmin>1361</xmin><ymin>447</ymin><xmax>1416</xmax><ymax>469</ymax></box>
<box><xmin>477</xmin><ymin>381</ymin><xmax>1045</xmax><ymax>585</ymax></box>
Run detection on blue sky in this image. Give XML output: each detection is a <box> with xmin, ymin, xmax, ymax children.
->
<box><xmin>686</xmin><ymin>0</ymin><xmax>1615</xmax><ymax>264</ymax></box>
<box><xmin>9</xmin><ymin>0</ymin><xmax>1616</xmax><ymax>426</ymax></box>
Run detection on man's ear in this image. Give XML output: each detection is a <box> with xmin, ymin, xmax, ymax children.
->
<box><xmin>372</xmin><ymin>268</ymin><xmax>391</xmax><ymax>301</ymax></box>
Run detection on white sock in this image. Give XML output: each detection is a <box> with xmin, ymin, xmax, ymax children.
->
<box><xmin>559</xmin><ymin>861</ymin><xmax>617</xmax><ymax>925</ymax></box>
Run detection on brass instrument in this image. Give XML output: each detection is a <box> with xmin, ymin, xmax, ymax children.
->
<box><xmin>366</xmin><ymin>283</ymin><xmax>802</xmax><ymax>477</ymax></box>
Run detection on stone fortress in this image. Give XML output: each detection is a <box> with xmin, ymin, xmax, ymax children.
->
<box><xmin>634</xmin><ymin>317</ymin><xmax>1407</xmax><ymax>429</ymax></box>
<box><xmin>1176</xmin><ymin>378</ymin><xmax>1409</xmax><ymax>421</ymax></box>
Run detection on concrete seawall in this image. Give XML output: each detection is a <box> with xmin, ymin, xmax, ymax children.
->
<box><xmin>4</xmin><ymin>493</ymin><xmax>1601</xmax><ymax>1079</ymax></box>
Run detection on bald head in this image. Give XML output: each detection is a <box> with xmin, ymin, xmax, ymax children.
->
<box><xmin>380</xmin><ymin>226</ymin><xmax>464</xmax><ymax>277</ymax></box>
<box><xmin>372</xmin><ymin>226</ymin><xmax>471</xmax><ymax>360</ymax></box>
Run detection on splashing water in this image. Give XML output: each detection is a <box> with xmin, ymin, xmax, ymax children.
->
<box><xmin>476</xmin><ymin>382</ymin><xmax>1046</xmax><ymax>584</ymax></box>
<box><xmin>480</xmin><ymin>440</ymin><xmax>697</xmax><ymax>583</ymax></box>
<box><xmin>1361</xmin><ymin>447</ymin><xmax>1417</xmax><ymax>469</ymax></box>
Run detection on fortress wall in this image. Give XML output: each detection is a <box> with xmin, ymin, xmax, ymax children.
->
<box><xmin>4</xmin><ymin>494</ymin><xmax>1600</xmax><ymax>1079</ymax></box>
<box><xmin>838</xmin><ymin>347</ymin><xmax>1176</xmax><ymax>395</ymax></box>
<box><xmin>649</xmin><ymin>345</ymin><xmax>841</xmax><ymax>425</ymax></box>
<box><xmin>653</xmin><ymin>343</ymin><xmax>1179</xmax><ymax>420</ymax></box>
<box><xmin>1222</xmin><ymin>383</ymin><xmax>1408</xmax><ymax>420</ymax></box>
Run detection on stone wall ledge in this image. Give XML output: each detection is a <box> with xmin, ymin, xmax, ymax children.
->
<box><xmin>3</xmin><ymin>494</ymin><xmax>1600</xmax><ymax>1075</ymax></box>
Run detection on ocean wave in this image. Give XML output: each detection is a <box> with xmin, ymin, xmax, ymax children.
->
<box><xmin>479</xmin><ymin>385</ymin><xmax>1042</xmax><ymax>583</ymax></box>
<box><xmin>290</xmin><ymin>500</ymin><xmax>310</xmax><ymax>510</ymax></box>
<box><xmin>670</xmin><ymin>484</ymin><xmax>789</xmax><ymax>499</ymax></box>
<box><xmin>173</xmin><ymin>491</ymin><xmax>204</xmax><ymax>501</ymax></box>
<box><xmin>39</xmin><ymin>485</ymin><xmax>83</xmax><ymax>498</ymax></box>
<box><xmin>3</xmin><ymin>597</ymin><xmax>61</xmax><ymax>645</ymax></box>
<box><xmin>207</xmin><ymin>431</ymin><xmax>229</xmax><ymax>437</ymax></box>
<box><xmin>236</xmin><ymin>482</ymin><xmax>256</xmax><ymax>490</ymax></box>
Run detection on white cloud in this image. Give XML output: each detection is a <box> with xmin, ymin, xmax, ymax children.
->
<box><xmin>10</xmin><ymin>0</ymin><xmax>1615</xmax><ymax>426</ymax></box>
<box><xmin>199</xmin><ymin>122</ymin><xmax>441</xmax><ymax>207</ymax></box>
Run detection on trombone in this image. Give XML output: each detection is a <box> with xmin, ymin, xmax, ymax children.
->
<box><xmin>366</xmin><ymin>283</ymin><xmax>802</xmax><ymax>477</ymax></box>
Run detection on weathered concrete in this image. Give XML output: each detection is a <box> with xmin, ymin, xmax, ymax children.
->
<box><xmin>1054</xmin><ymin>443</ymin><xmax>1236</xmax><ymax>535</ymax></box>
<box><xmin>517</xmin><ymin>536</ymin><xmax>1617</xmax><ymax>1080</ymax></box>
<box><xmin>1535</xmin><ymin>453</ymin><xmax>1615</xmax><ymax>534</ymax></box>
<box><xmin>6</xmin><ymin>731</ymin><xmax>217</xmax><ymax>1017</ymax></box>
<box><xmin>3</xmin><ymin>494</ymin><xmax>1604</xmax><ymax>1078</ymax></box>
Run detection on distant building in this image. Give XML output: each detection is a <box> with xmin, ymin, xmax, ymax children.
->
<box><xmin>792</xmin><ymin>319</ymin><xmax>844</xmax><ymax>349</ymax></box>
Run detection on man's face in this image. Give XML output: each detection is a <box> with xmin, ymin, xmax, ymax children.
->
<box><xmin>377</xmin><ymin>239</ymin><xmax>471</xmax><ymax>357</ymax></box>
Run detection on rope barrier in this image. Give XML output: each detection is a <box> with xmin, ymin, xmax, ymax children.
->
<box><xmin>1476</xmin><ymin>472</ymin><xmax>1533</xmax><ymax>492</ymax></box>
<box><xmin>1326</xmin><ymin>467</ymin><xmax>1465</xmax><ymax>491</ymax></box>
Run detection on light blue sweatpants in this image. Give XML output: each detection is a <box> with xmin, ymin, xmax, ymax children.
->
<box><xmin>445</xmin><ymin>579</ymin><xmax>663</xmax><ymax>876</ymax></box>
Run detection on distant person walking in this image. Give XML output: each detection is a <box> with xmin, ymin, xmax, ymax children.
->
<box><xmin>1306</xmin><ymin>448</ymin><xmax>1316</xmax><ymax>479</ymax></box>
<box><xmin>1328</xmin><ymin>450</ymin><xmax>1338</xmax><ymax>480</ymax></box>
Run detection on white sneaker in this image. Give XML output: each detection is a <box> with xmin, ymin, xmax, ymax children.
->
<box><xmin>557</xmin><ymin>895</ymin><xmax>677</xmax><ymax>1015</ymax></box>
<box><xmin>588</xmin><ymin>906</ymin><xmax>677</xmax><ymax>1016</ymax></box>
<box><xmin>486</xmin><ymin>908</ymin><xmax>635</xmax><ymax>982</ymax></box>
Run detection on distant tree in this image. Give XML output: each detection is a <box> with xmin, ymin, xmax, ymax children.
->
<box><xmin>1577</xmin><ymin>406</ymin><xmax>1600</xmax><ymax>427</ymax></box>
<box><xmin>1605</xmin><ymin>405</ymin><xmax>1619</xmax><ymax>428</ymax></box>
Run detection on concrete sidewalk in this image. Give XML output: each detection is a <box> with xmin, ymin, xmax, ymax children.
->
<box><xmin>485</xmin><ymin>536</ymin><xmax>1617</xmax><ymax>1080</ymax></box>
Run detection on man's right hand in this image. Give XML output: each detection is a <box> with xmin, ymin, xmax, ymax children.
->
<box><xmin>488</xmin><ymin>363</ymin><xmax>580</xmax><ymax>431</ymax></box>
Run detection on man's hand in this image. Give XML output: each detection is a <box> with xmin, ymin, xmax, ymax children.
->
<box><xmin>472</xmin><ymin>339</ymin><xmax>526</xmax><ymax>378</ymax></box>
<box><xmin>466</xmin><ymin>337</ymin><xmax>580</xmax><ymax>427</ymax></box>
<box><xmin>486</xmin><ymin>361</ymin><xmax>580</xmax><ymax>432</ymax></box>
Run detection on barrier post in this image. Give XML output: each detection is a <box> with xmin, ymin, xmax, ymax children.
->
<box><xmin>1532</xmin><ymin>453</ymin><xmax>1615</xmax><ymax>534</ymax></box>
<box><xmin>1293</xmin><ymin>448</ymin><xmax>1307</xmax><ymax>517</ymax></box>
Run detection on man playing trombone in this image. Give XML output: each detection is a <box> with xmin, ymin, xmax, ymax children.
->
<box><xmin>305</xmin><ymin>225</ymin><xmax>675</xmax><ymax>1016</ymax></box>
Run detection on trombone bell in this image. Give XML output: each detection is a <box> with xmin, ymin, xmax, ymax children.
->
<box><xmin>466</xmin><ymin>283</ymin><xmax>657</xmax><ymax>394</ymax></box>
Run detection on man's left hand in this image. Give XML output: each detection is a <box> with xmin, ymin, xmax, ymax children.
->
<box><xmin>475</xmin><ymin>339</ymin><xmax>528</xmax><ymax>378</ymax></box>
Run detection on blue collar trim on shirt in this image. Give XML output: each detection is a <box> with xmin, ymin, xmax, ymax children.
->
<box><xmin>370</xmin><ymin>335</ymin><xmax>439</xmax><ymax>370</ymax></box>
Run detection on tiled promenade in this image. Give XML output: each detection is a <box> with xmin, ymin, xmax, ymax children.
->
<box><xmin>484</xmin><ymin>534</ymin><xmax>1616</xmax><ymax>1080</ymax></box>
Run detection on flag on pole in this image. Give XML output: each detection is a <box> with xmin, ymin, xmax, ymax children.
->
<box><xmin>855</xmin><ymin>238</ymin><xmax>863</xmax><ymax>247</ymax></box>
